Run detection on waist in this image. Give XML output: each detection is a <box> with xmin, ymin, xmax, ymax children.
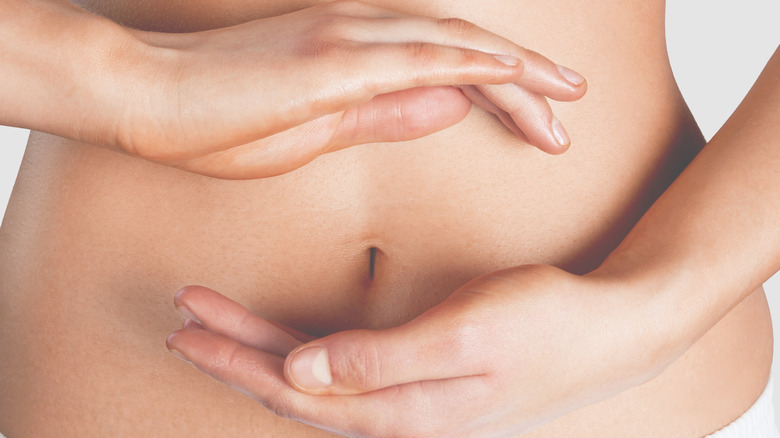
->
<box><xmin>1</xmin><ymin>1</ymin><xmax>774</xmax><ymax>433</ymax></box>
<box><xmin>3</xmin><ymin>0</ymin><xmax>700</xmax><ymax>331</ymax></box>
<box><xmin>5</xmin><ymin>95</ymin><xmax>701</xmax><ymax>327</ymax></box>
<box><xmin>2</xmin><ymin>76</ymin><xmax>773</xmax><ymax>437</ymax></box>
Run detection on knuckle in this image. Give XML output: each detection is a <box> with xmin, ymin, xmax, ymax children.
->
<box><xmin>437</xmin><ymin>17</ymin><xmax>478</xmax><ymax>38</ymax></box>
<box><xmin>518</xmin><ymin>47</ymin><xmax>548</xmax><ymax>70</ymax></box>
<box><xmin>302</xmin><ymin>19</ymin><xmax>361</xmax><ymax>57</ymax></box>
<box><xmin>404</xmin><ymin>41</ymin><xmax>438</xmax><ymax>67</ymax></box>
<box><xmin>332</xmin><ymin>339</ymin><xmax>383</xmax><ymax>390</ymax></box>
<box><xmin>456</xmin><ymin>47</ymin><xmax>481</xmax><ymax>67</ymax></box>
<box><xmin>309</xmin><ymin>16</ymin><xmax>348</xmax><ymax>42</ymax></box>
<box><xmin>258</xmin><ymin>388</ymin><xmax>299</xmax><ymax>423</ymax></box>
<box><xmin>220</xmin><ymin>342</ymin><xmax>244</xmax><ymax>371</ymax></box>
<box><xmin>263</xmin><ymin>397</ymin><xmax>297</xmax><ymax>421</ymax></box>
<box><xmin>443</xmin><ymin>317</ymin><xmax>491</xmax><ymax>368</ymax></box>
<box><xmin>301</xmin><ymin>35</ymin><xmax>348</xmax><ymax>60</ymax></box>
<box><xmin>232</xmin><ymin>309</ymin><xmax>254</xmax><ymax>334</ymax></box>
<box><xmin>325</xmin><ymin>20</ymin><xmax>355</xmax><ymax>41</ymax></box>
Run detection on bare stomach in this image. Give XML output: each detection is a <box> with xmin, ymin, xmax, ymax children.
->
<box><xmin>0</xmin><ymin>0</ymin><xmax>773</xmax><ymax>436</ymax></box>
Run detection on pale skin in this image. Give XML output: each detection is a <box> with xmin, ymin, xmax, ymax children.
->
<box><xmin>169</xmin><ymin>44</ymin><xmax>780</xmax><ymax>433</ymax></box>
<box><xmin>0</xmin><ymin>0</ymin><xmax>778</xmax><ymax>436</ymax></box>
<box><xmin>171</xmin><ymin>22</ymin><xmax>780</xmax><ymax>438</ymax></box>
<box><xmin>0</xmin><ymin>0</ymin><xmax>585</xmax><ymax>178</ymax></box>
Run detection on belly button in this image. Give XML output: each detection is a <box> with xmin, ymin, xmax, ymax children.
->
<box><xmin>363</xmin><ymin>246</ymin><xmax>381</xmax><ymax>289</ymax></box>
<box><xmin>369</xmin><ymin>247</ymin><xmax>377</xmax><ymax>280</ymax></box>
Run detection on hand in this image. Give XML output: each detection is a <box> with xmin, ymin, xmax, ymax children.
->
<box><xmin>89</xmin><ymin>1</ymin><xmax>585</xmax><ymax>178</ymax></box>
<box><xmin>167</xmin><ymin>265</ymin><xmax>668</xmax><ymax>437</ymax></box>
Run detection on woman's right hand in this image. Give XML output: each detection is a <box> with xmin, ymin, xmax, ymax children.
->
<box><xmin>28</xmin><ymin>0</ymin><xmax>586</xmax><ymax>178</ymax></box>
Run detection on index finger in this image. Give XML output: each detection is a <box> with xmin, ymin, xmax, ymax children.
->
<box><xmin>344</xmin><ymin>15</ymin><xmax>587</xmax><ymax>101</ymax></box>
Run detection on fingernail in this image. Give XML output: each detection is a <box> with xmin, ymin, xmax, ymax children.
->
<box><xmin>556</xmin><ymin>65</ymin><xmax>585</xmax><ymax>86</ymax></box>
<box><xmin>552</xmin><ymin>117</ymin><xmax>570</xmax><ymax>147</ymax></box>
<box><xmin>176</xmin><ymin>304</ymin><xmax>202</xmax><ymax>325</ymax></box>
<box><xmin>494</xmin><ymin>54</ymin><xmax>520</xmax><ymax>66</ymax></box>
<box><xmin>290</xmin><ymin>346</ymin><xmax>332</xmax><ymax>389</ymax></box>
<box><xmin>182</xmin><ymin>318</ymin><xmax>202</xmax><ymax>330</ymax></box>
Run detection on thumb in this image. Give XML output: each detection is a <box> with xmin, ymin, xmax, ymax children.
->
<box><xmin>283</xmin><ymin>303</ymin><xmax>488</xmax><ymax>395</ymax></box>
<box><xmin>327</xmin><ymin>86</ymin><xmax>472</xmax><ymax>151</ymax></box>
<box><xmin>172</xmin><ymin>86</ymin><xmax>471</xmax><ymax>179</ymax></box>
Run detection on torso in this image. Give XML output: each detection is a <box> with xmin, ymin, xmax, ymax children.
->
<box><xmin>0</xmin><ymin>0</ymin><xmax>773</xmax><ymax>436</ymax></box>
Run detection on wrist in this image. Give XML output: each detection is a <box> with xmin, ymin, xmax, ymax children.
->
<box><xmin>588</xmin><ymin>247</ymin><xmax>717</xmax><ymax>377</ymax></box>
<box><xmin>0</xmin><ymin>0</ymin><xmax>165</xmax><ymax>149</ymax></box>
<box><xmin>54</xmin><ymin>9</ymin><xmax>166</xmax><ymax>150</ymax></box>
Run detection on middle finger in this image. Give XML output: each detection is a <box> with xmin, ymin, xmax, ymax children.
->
<box><xmin>174</xmin><ymin>285</ymin><xmax>303</xmax><ymax>356</ymax></box>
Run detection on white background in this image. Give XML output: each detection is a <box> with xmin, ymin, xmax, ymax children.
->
<box><xmin>1</xmin><ymin>0</ymin><xmax>779</xmax><ymax>423</ymax></box>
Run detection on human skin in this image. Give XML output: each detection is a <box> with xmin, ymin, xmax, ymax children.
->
<box><xmin>0</xmin><ymin>0</ymin><xmax>776</xmax><ymax>437</ymax></box>
<box><xmin>0</xmin><ymin>0</ymin><xmax>585</xmax><ymax>177</ymax></box>
<box><xmin>170</xmin><ymin>47</ymin><xmax>780</xmax><ymax>436</ymax></box>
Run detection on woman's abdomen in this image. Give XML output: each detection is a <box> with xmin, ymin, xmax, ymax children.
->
<box><xmin>0</xmin><ymin>0</ymin><xmax>773</xmax><ymax>435</ymax></box>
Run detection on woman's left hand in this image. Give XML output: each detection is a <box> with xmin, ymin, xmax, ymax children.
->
<box><xmin>167</xmin><ymin>265</ymin><xmax>670</xmax><ymax>437</ymax></box>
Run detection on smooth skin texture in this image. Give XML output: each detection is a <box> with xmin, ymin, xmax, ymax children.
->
<box><xmin>168</xmin><ymin>44</ymin><xmax>780</xmax><ymax>438</ymax></box>
<box><xmin>0</xmin><ymin>0</ymin><xmax>584</xmax><ymax>179</ymax></box>
<box><xmin>1</xmin><ymin>0</ymin><xmax>775</xmax><ymax>436</ymax></box>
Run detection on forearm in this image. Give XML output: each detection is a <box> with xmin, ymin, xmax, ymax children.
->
<box><xmin>0</xmin><ymin>0</ymin><xmax>154</xmax><ymax>146</ymax></box>
<box><xmin>597</xmin><ymin>46</ymin><xmax>780</xmax><ymax>352</ymax></box>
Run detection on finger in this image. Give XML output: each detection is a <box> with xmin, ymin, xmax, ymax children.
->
<box><xmin>344</xmin><ymin>16</ymin><xmax>586</xmax><ymax>100</ymax></box>
<box><xmin>167</xmin><ymin>326</ymin><xmax>491</xmax><ymax>437</ymax></box>
<box><xmin>174</xmin><ymin>285</ymin><xmax>303</xmax><ymax>356</ymax></box>
<box><xmin>175</xmin><ymin>87</ymin><xmax>472</xmax><ymax>179</ymax></box>
<box><xmin>166</xmin><ymin>45</ymin><xmax>521</xmax><ymax>166</ymax></box>
<box><xmin>459</xmin><ymin>85</ymin><xmax>525</xmax><ymax>138</ymax></box>
<box><xmin>166</xmin><ymin>326</ymin><xmax>293</xmax><ymax>406</ymax></box>
<box><xmin>511</xmin><ymin>51</ymin><xmax>586</xmax><ymax>101</ymax></box>
<box><xmin>476</xmin><ymin>83</ymin><xmax>571</xmax><ymax>154</ymax></box>
<box><xmin>312</xmin><ymin>42</ymin><xmax>523</xmax><ymax>114</ymax></box>
<box><xmin>172</xmin><ymin>114</ymin><xmax>343</xmax><ymax>179</ymax></box>
<box><xmin>327</xmin><ymin>86</ymin><xmax>472</xmax><ymax>151</ymax></box>
<box><xmin>283</xmin><ymin>297</ymin><xmax>493</xmax><ymax>395</ymax></box>
<box><xmin>155</xmin><ymin>45</ymin><xmax>521</xmax><ymax>165</ymax></box>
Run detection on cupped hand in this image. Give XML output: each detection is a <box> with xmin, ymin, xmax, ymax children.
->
<box><xmin>101</xmin><ymin>1</ymin><xmax>585</xmax><ymax>178</ymax></box>
<box><xmin>167</xmin><ymin>265</ymin><xmax>668</xmax><ymax>437</ymax></box>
